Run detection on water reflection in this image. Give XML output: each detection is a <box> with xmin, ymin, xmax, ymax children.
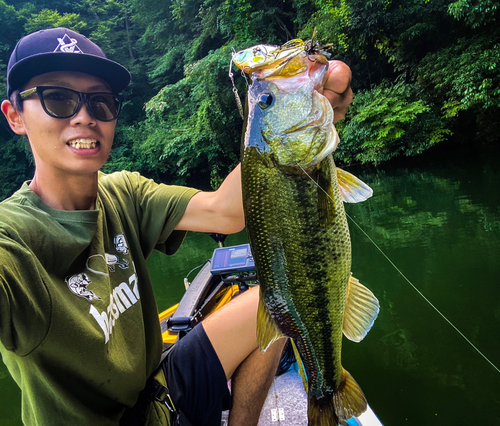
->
<box><xmin>343</xmin><ymin>151</ymin><xmax>500</xmax><ymax>425</ymax></box>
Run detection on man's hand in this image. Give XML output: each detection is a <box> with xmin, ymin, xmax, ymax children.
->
<box><xmin>321</xmin><ymin>60</ymin><xmax>353</xmax><ymax>124</ymax></box>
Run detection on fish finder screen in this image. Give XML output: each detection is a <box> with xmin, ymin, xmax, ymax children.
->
<box><xmin>210</xmin><ymin>244</ymin><xmax>255</xmax><ymax>274</ymax></box>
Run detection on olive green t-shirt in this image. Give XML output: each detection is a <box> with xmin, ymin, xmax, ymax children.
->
<box><xmin>0</xmin><ymin>171</ymin><xmax>199</xmax><ymax>425</ymax></box>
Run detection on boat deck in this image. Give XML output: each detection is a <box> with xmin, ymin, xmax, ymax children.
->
<box><xmin>220</xmin><ymin>367</ymin><xmax>383</xmax><ymax>426</ymax></box>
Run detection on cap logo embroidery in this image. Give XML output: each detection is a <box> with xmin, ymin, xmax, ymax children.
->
<box><xmin>54</xmin><ymin>34</ymin><xmax>83</xmax><ymax>53</ymax></box>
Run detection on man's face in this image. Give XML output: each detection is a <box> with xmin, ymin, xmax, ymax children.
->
<box><xmin>10</xmin><ymin>71</ymin><xmax>117</xmax><ymax>179</ymax></box>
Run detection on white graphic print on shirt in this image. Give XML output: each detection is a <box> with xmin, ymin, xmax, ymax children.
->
<box><xmin>65</xmin><ymin>234</ymin><xmax>140</xmax><ymax>343</ymax></box>
<box><xmin>89</xmin><ymin>271</ymin><xmax>140</xmax><ymax>343</ymax></box>
<box><xmin>65</xmin><ymin>273</ymin><xmax>102</xmax><ymax>301</ymax></box>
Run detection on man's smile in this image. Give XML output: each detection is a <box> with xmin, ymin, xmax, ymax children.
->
<box><xmin>67</xmin><ymin>138</ymin><xmax>99</xmax><ymax>149</ymax></box>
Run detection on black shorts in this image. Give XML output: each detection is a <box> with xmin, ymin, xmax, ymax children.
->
<box><xmin>164</xmin><ymin>323</ymin><xmax>232</xmax><ymax>426</ymax></box>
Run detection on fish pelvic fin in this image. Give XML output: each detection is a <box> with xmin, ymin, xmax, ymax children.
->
<box><xmin>308</xmin><ymin>368</ymin><xmax>367</xmax><ymax>426</ymax></box>
<box><xmin>336</xmin><ymin>168</ymin><xmax>373</xmax><ymax>203</ymax></box>
<box><xmin>343</xmin><ymin>275</ymin><xmax>380</xmax><ymax>342</ymax></box>
<box><xmin>257</xmin><ymin>295</ymin><xmax>286</xmax><ymax>352</ymax></box>
<box><xmin>290</xmin><ymin>339</ymin><xmax>308</xmax><ymax>394</ymax></box>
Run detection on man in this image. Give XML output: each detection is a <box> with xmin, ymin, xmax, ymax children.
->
<box><xmin>0</xmin><ymin>28</ymin><xmax>352</xmax><ymax>425</ymax></box>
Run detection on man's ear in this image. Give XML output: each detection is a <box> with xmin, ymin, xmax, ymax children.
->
<box><xmin>1</xmin><ymin>99</ymin><xmax>27</xmax><ymax>135</ymax></box>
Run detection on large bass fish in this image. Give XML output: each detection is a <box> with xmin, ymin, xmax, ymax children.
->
<box><xmin>234</xmin><ymin>40</ymin><xmax>380</xmax><ymax>426</ymax></box>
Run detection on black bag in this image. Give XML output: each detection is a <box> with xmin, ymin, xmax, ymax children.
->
<box><xmin>120</xmin><ymin>350</ymin><xmax>193</xmax><ymax>426</ymax></box>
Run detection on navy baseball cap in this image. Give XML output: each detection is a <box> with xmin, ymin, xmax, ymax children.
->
<box><xmin>6</xmin><ymin>27</ymin><xmax>131</xmax><ymax>97</ymax></box>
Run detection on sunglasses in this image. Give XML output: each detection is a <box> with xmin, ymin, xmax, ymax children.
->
<box><xmin>19</xmin><ymin>86</ymin><xmax>123</xmax><ymax>122</ymax></box>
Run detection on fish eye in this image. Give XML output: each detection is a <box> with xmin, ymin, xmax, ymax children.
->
<box><xmin>257</xmin><ymin>93</ymin><xmax>274</xmax><ymax>110</ymax></box>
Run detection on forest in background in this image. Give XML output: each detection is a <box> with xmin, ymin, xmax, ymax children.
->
<box><xmin>0</xmin><ymin>0</ymin><xmax>498</xmax><ymax>200</ymax></box>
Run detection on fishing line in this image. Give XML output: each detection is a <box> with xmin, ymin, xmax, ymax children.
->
<box><xmin>293</xmin><ymin>160</ymin><xmax>500</xmax><ymax>374</ymax></box>
<box><xmin>345</xmin><ymin>211</ymin><xmax>500</xmax><ymax>373</ymax></box>
<box><xmin>232</xmin><ymin>45</ymin><xmax>499</xmax><ymax>373</ymax></box>
<box><xmin>228</xmin><ymin>51</ymin><xmax>245</xmax><ymax>120</ymax></box>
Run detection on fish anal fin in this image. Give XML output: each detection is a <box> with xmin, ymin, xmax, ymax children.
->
<box><xmin>257</xmin><ymin>295</ymin><xmax>285</xmax><ymax>352</ymax></box>
<box><xmin>343</xmin><ymin>275</ymin><xmax>380</xmax><ymax>342</ymax></box>
<box><xmin>334</xmin><ymin>368</ymin><xmax>368</xmax><ymax>421</ymax></box>
<box><xmin>337</xmin><ymin>168</ymin><xmax>373</xmax><ymax>203</ymax></box>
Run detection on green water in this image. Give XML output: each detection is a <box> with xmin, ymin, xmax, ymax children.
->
<box><xmin>1</xmin><ymin>146</ymin><xmax>499</xmax><ymax>424</ymax></box>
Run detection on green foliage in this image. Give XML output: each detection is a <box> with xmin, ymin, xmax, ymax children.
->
<box><xmin>24</xmin><ymin>8</ymin><xmax>86</xmax><ymax>32</ymax></box>
<box><xmin>0</xmin><ymin>135</ymin><xmax>34</xmax><ymax>200</ymax></box>
<box><xmin>336</xmin><ymin>82</ymin><xmax>451</xmax><ymax>164</ymax></box>
<box><xmin>419</xmin><ymin>34</ymin><xmax>500</xmax><ymax>117</ymax></box>
<box><xmin>0</xmin><ymin>0</ymin><xmax>499</xmax><ymax>201</ymax></box>
<box><xmin>299</xmin><ymin>0</ymin><xmax>351</xmax><ymax>52</ymax></box>
<box><xmin>448</xmin><ymin>0</ymin><xmax>499</xmax><ymax>28</ymax></box>
<box><xmin>0</xmin><ymin>1</ymin><xmax>24</xmax><ymax>93</ymax></box>
<box><xmin>136</xmin><ymin>47</ymin><xmax>241</xmax><ymax>187</ymax></box>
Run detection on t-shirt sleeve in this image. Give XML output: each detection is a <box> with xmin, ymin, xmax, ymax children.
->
<box><xmin>103</xmin><ymin>171</ymin><xmax>200</xmax><ymax>257</ymax></box>
<box><xmin>0</xmin><ymin>236</ymin><xmax>51</xmax><ymax>355</ymax></box>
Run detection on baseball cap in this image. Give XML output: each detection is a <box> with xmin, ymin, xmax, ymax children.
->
<box><xmin>6</xmin><ymin>27</ymin><xmax>131</xmax><ymax>97</ymax></box>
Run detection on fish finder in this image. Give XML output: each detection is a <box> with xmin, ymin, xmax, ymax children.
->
<box><xmin>210</xmin><ymin>243</ymin><xmax>255</xmax><ymax>274</ymax></box>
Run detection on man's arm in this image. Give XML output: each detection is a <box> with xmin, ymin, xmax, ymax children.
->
<box><xmin>174</xmin><ymin>164</ymin><xmax>245</xmax><ymax>234</ymax></box>
<box><xmin>175</xmin><ymin>60</ymin><xmax>353</xmax><ymax>235</ymax></box>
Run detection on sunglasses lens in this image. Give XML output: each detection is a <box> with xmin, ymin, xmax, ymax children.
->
<box><xmin>89</xmin><ymin>94</ymin><xmax>120</xmax><ymax>121</ymax></box>
<box><xmin>41</xmin><ymin>88</ymin><xmax>79</xmax><ymax>118</ymax></box>
<box><xmin>40</xmin><ymin>88</ymin><xmax>121</xmax><ymax>121</ymax></box>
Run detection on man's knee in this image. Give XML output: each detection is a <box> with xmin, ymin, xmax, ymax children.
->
<box><xmin>202</xmin><ymin>286</ymin><xmax>261</xmax><ymax>379</ymax></box>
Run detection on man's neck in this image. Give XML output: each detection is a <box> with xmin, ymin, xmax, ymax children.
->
<box><xmin>29</xmin><ymin>170</ymin><xmax>99</xmax><ymax>211</ymax></box>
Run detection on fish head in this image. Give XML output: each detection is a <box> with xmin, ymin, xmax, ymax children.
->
<box><xmin>243</xmin><ymin>54</ymin><xmax>339</xmax><ymax>169</ymax></box>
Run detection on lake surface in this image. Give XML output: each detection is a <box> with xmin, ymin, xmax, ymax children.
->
<box><xmin>1</xmin><ymin>145</ymin><xmax>499</xmax><ymax>424</ymax></box>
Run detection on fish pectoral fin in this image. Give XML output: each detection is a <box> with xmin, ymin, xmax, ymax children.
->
<box><xmin>343</xmin><ymin>275</ymin><xmax>380</xmax><ymax>342</ymax></box>
<box><xmin>257</xmin><ymin>296</ymin><xmax>286</xmax><ymax>352</ymax></box>
<box><xmin>337</xmin><ymin>168</ymin><xmax>373</xmax><ymax>203</ymax></box>
<box><xmin>308</xmin><ymin>368</ymin><xmax>367</xmax><ymax>425</ymax></box>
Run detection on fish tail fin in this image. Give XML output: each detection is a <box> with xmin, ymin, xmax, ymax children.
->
<box><xmin>257</xmin><ymin>293</ymin><xmax>285</xmax><ymax>352</ymax></box>
<box><xmin>308</xmin><ymin>395</ymin><xmax>338</xmax><ymax>426</ymax></box>
<box><xmin>308</xmin><ymin>368</ymin><xmax>367</xmax><ymax>426</ymax></box>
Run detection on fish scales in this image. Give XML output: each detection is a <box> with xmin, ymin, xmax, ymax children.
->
<box><xmin>242</xmin><ymin>151</ymin><xmax>349</xmax><ymax>396</ymax></box>
<box><xmin>235</xmin><ymin>39</ymin><xmax>379</xmax><ymax>426</ymax></box>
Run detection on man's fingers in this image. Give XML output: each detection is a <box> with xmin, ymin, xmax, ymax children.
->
<box><xmin>324</xmin><ymin>60</ymin><xmax>352</xmax><ymax>96</ymax></box>
<box><xmin>321</xmin><ymin>60</ymin><xmax>353</xmax><ymax>123</ymax></box>
<box><xmin>324</xmin><ymin>86</ymin><xmax>353</xmax><ymax>123</ymax></box>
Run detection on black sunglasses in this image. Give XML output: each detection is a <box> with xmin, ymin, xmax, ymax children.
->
<box><xmin>19</xmin><ymin>86</ymin><xmax>123</xmax><ymax>122</ymax></box>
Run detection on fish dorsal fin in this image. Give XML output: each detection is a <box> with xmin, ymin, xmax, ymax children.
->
<box><xmin>290</xmin><ymin>339</ymin><xmax>308</xmax><ymax>394</ymax></box>
<box><xmin>257</xmin><ymin>294</ymin><xmax>286</xmax><ymax>352</ymax></box>
<box><xmin>343</xmin><ymin>275</ymin><xmax>380</xmax><ymax>342</ymax></box>
<box><xmin>337</xmin><ymin>168</ymin><xmax>373</xmax><ymax>203</ymax></box>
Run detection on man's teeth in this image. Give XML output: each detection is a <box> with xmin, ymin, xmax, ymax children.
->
<box><xmin>68</xmin><ymin>139</ymin><xmax>98</xmax><ymax>149</ymax></box>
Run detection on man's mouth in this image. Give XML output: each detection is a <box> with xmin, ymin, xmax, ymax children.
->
<box><xmin>67</xmin><ymin>139</ymin><xmax>99</xmax><ymax>149</ymax></box>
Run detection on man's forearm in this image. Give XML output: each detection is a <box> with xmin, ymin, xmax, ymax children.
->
<box><xmin>210</xmin><ymin>163</ymin><xmax>245</xmax><ymax>233</ymax></box>
<box><xmin>174</xmin><ymin>164</ymin><xmax>245</xmax><ymax>234</ymax></box>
